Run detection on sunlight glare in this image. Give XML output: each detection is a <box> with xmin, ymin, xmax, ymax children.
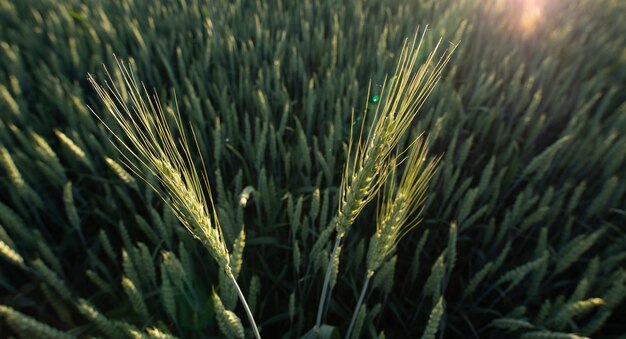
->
<box><xmin>518</xmin><ymin>0</ymin><xmax>545</xmax><ymax>33</ymax></box>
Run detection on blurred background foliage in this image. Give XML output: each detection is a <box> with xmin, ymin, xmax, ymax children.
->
<box><xmin>0</xmin><ymin>0</ymin><xmax>625</xmax><ymax>338</ymax></box>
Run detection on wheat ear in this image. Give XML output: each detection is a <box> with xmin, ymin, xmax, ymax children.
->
<box><xmin>88</xmin><ymin>60</ymin><xmax>260</xmax><ymax>339</ymax></box>
<box><xmin>316</xmin><ymin>28</ymin><xmax>456</xmax><ymax>329</ymax></box>
<box><xmin>346</xmin><ymin>137</ymin><xmax>438</xmax><ymax>338</ymax></box>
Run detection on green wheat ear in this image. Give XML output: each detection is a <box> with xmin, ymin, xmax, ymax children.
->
<box><xmin>87</xmin><ymin>60</ymin><xmax>261</xmax><ymax>339</ymax></box>
<box><xmin>316</xmin><ymin>28</ymin><xmax>457</xmax><ymax>329</ymax></box>
<box><xmin>366</xmin><ymin>136</ymin><xmax>440</xmax><ymax>278</ymax></box>
<box><xmin>347</xmin><ymin>137</ymin><xmax>440</xmax><ymax>339</ymax></box>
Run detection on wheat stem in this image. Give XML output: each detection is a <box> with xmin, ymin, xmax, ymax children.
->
<box><xmin>229</xmin><ymin>272</ymin><xmax>261</xmax><ymax>339</ymax></box>
<box><xmin>315</xmin><ymin>29</ymin><xmax>454</xmax><ymax>330</ymax></box>
<box><xmin>345</xmin><ymin>275</ymin><xmax>370</xmax><ymax>339</ymax></box>
<box><xmin>89</xmin><ymin>60</ymin><xmax>261</xmax><ymax>337</ymax></box>
<box><xmin>315</xmin><ymin>236</ymin><xmax>341</xmax><ymax>329</ymax></box>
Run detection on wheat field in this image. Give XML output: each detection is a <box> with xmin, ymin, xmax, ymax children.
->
<box><xmin>0</xmin><ymin>0</ymin><xmax>625</xmax><ymax>338</ymax></box>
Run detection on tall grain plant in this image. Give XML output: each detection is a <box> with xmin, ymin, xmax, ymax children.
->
<box><xmin>345</xmin><ymin>136</ymin><xmax>439</xmax><ymax>338</ymax></box>
<box><xmin>315</xmin><ymin>30</ymin><xmax>456</xmax><ymax>329</ymax></box>
<box><xmin>88</xmin><ymin>63</ymin><xmax>261</xmax><ymax>339</ymax></box>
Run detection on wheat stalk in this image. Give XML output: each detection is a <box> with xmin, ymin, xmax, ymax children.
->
<box><xmin>346</xmin><ymin>136</ymin><xmax>439</xmax><ymax>338</ymax></box>
<box><xmin>316</xmin><ymin>28</ymin><xmax>456</xmax><ymax>329</ymax></box>
<box><xmin>88</xmin><ymin>60</ymin><xmax>260</xmax><ymax>339</ymax></box>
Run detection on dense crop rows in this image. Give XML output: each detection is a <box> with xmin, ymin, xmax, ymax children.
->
<box><xmin>0</xmin><ymin>0</ymin><xmax>625</xmax><ymax>338</ymax></box>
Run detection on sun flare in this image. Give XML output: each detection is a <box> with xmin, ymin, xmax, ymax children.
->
<box><xmin>518</xmin><ymin>0</ymin><xmax>545</xmax><ymax>33</ymax></box>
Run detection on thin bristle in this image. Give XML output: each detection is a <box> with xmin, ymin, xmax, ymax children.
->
<box><xmin>88</xmin><ymin>63</ymin><xmax>231</xmax><ymax>273</ymax></box>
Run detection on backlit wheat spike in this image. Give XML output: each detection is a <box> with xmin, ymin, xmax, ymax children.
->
<box><xmin>122</xmin><ymin>276</ymin><xmax>149</xmax><ymax>321</ymax></box>
<box><xmin>147</xmin><ymin>326</ymin><xmax>178</xmax><ymax>339</ymax></box>
<box><xmin>329</xmin><ymin>244</ymin><xmax>342</xmax><ymax>289</ymax></box>
<box><xmin>477</xmin><ymin>155</ymin><xmax>495</xmax><ymax>196</ymax></box>
<box><xmin>463</xmin><ymin>262</ymin><xmax>494</xmax><ymax>298</ymax></box>
<box><xmin>4</xmin><ymin>149</ymin><xmax>44</xmax><ymax>206</ymax></box>
<box><xmin>491</xmin><ymin>318</ymin><xmax>534</xmax><ymax>331</ymax></box>
<box><xmin>248</xmin><ymin>275</ymin><xmax>261</xmax><ymax>315</ymax></box>
<box><xmin>0</xmin><ymin>305</ymin><xmax>73</xmax><ymax>339</ymax></box>
<box><xmin>287</xmin><ymin>194</ymin><xmax>304</xmax><ymax>235</ymax></box>
<box><xmin>238</xmin><ymin>186</ymin><xmax>255</xmax><ymax>207</ymax></box>
<box><xmin>219</xmin><ymin>269</ymin><xmax>239</xmax><ymax>310</ymax></box>
<box><xmin>116</xmin><ymin>313</ymin><xmax>149</xmax><ymax>336</ymax></box>
<box><xmin>0</xmin><ymin>144</ymin><xmax>24</xmax><ymax>188</ymax></box>
<box><xmin>0</xmin><ymin>84</ymin><xmax>19</xmax><ymax>115</ymax></box>
<box><xmin>54</xmin><ymin>129</ymin><xmax>94</xmax><ymax>170</ymax></box>
<box><xmin>89</xmin><ymin>61</ymin><xmax>260</xmax><ymax>338</ymax></box>
<box><xmin>553</xmin><ymin>298</ymin><xmax>605</xmax><ymax>330</ymax></box>
<box><xmin>569</xmin><ymin>257</ymin><xmax>599</xmax><ymax>304</ymax></box>
<box><xmin>424</xmin><ymin>252</ymin><xmax>446</xmax><ymax>298</ymax></box>
<box><xmin>316</xmin><ymin>30</ymin><xmax>454</xmax><ymax>328</ymax></box>
<box><xmin>522</xmin><ymin>135</ymin><xmax>571</xmax><ymax>178</ymax></box>
<box><xmin>335</xmin><ymin>34</ymin><xmax>454</xmax><ymax>239</ymax></box>
<box><xmin>310</xmin><ymin>187</ymin><xmax>321</xmax><ymax>221</ymax></box>
<box><xmin>0</xmin><ymin>225</ymin><xmax>15</xmax><ymax>250</ymax></box>
<box><xmin>310</xmin><ymin>225</ymin><xmax>334</xmax><ymax>272</ymax></box>
<box><xmin>31</xmin><ymin>131</ymin><xmax>66</xmax><ymax>183</ymax></box>
<box><xmin>125</xmin><ymin>325</ymin><xmax>146</xmax><ymax>339</ymax></box>
<box><xmin>161</xmin><ymin>251</ymin><xmax>187</xmax><ymax>290</ymax></box>
<box><xmin>496</xmin><ymin>252</ymin><xmax>548</xmax><ymax>290</ymax></box>
<box><xmin>230</xmin><ymin>229</ymin><xmax>245</xmax><ymax>278</ymax></box>
<box><xmin>458</xmin><ymin>187</ymin><xmax>478</xmax><ymax>225</ymax></box>
<box><xmin>137</xmin><ymin>242</ymin><xmax>156</xmax><ymax>286</ymax></box>
<box><xmin>122</xmin><ymin>249</ymin><xmax>141</xmax><ymax>291</ymax></box>
<box><xmin>99</xmin><ymin>229</ymin><xmax>117</xmax><ymax>262</ymax></box>
<box><xmin>566</xmin><ymin>181</ymin><xmax>586</xmax><ymax>214</ymax></box>
<box><xmin>33</xmin><ymin>258</ymin><xmax>72</xmax><ymax>301</ymax></box>
<box><xmin>0</xmin><ymin>239</ymin><xmax>24</xmax><ymax>267</ymax></box>
<box><xmin>212</xmin><ymin>289</ymin><xmax>245</xmax><ymax>339</ymax></box>
<box><xmin>374</xmin><ymin>255</ymin><xmax>397</xmax><ymax>295</ymax></box>
<box><xmin>118</xmin><ymin>221</ymin><xmax>132</xmax><ymax>250</ymax></box>
<box><xmin>89</xmin><ymin>62</ymin><xmax>231</xmax><ymax>272</ymax></box>
<box><xmin>63</xmin><ymin>181</ymin><xmax>81</xmax><ymax>231</ymax></box>
<box><xmin>76</xmin><ymin>299</ymin><xmax>119</xmax><ymax>337</ymax></box>
<box><xmin>421</xmin><ymin>297</ymin><xmax>444</xmax><ymax>339</ymax></box>
<box><xmin>105</xmin><ymin>156</ymin><xmax>138</xmax><ymax>187</ymax></box>
<box><xmin>366</xmin><ymin>137</ymin><xmax>439</xmax><ymax>277</ymax></box>
<box><xmin>149</xmin><ymin>207</ymin><xmax>171</xmax><ymax>249</ymax></box>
